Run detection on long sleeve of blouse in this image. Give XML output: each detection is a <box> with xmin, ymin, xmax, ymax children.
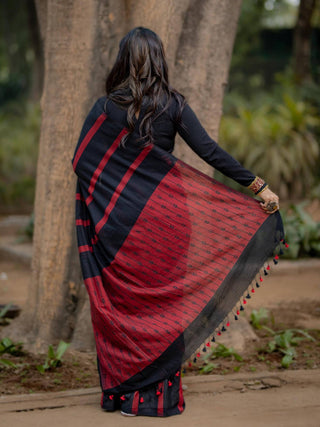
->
<box><xmin>175</xmin><ymin>103</ymin><xmax>256</xmax><ymax>187</ymax></box>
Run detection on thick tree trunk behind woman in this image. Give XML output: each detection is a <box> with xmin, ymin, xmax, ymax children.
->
<box><xmin>7</xmin><ymin>0</ymin><xmax>242</xmax><ymax>352</ymax></box>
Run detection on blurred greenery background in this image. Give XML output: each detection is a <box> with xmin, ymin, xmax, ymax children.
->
<box><xmin>0</xmin><ymin>0</ymin><xmax>319</xmax><ymax>257</ymax></box>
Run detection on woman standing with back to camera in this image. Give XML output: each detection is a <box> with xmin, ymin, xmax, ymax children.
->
<box><xmin>72</xmin><ymin>27</ymin><xmax>284</xmax><ymax>417</ymax></box>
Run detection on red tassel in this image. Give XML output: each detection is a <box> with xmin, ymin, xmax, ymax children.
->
<box><xmin>206</xmin><ymin>342</ymin><xmax>211</xmax><ymax>347</ymax></box>
<box><xmin>237</xmin><ymin>310</ymin><xmax>240</xmax><ymax>315</ymax></box>
<box><xmin>266</xmin><ymin>265</ymin><xmax>270</xmax><ymax>270</ymax></box>
<box><xmin>226</xmin><ymin>321</ymin><xmax>230</xmax><ymax>327</ymax></box>
<box><xmin>243</xmin><ymin>299</ymin><xmax>247</xmax><ymax>304</ymax></box>
<box><xmin>275</xmin><ymin>254</ymin><xmax>279</xmax><ymax>260</ymax></box>
<box><xmin>197</xmin><ymin>352</ymin><xmax>201</xmax><ymax>358</ymax></box>
<box><xmin>175</xmin><ymin>371</ymin><xmax>180</xmax><ymax>376</ymax></box>
<box><xmin>188</xmin><ymin>362</ymin><xmax>192</xmax><ymax>367</ymax></box>
<box><xmin>285</xmin><ymin>243</ymin><xmax>289</xmax><ymax>248</ymax></box>
<box><xmin>251</xmin><ymin>288</ymin><xmax>255</xmax><ymax>293</ymax></box>
<box><xmin>120</xmin><ymin>395</ymin><xmax>126</xmax><ymax>401</ymax></box>
<box><xmin>260</xmin><ymin>276</ymin><xmax>263</xmax><ymax>282</ymax></box>
<box><xmin>109</xmin><ymin>395</ymin><xmax>114</xmax><ymax>400</ymax></box>
<box><xmin>156</xmin><ymin>390</ymin><xmax>161</xmax><ymax>396</ymax></box>
<box><xmin>217</xmin><ymin>331</ymin><xmax>221</xmax><ymax>336</ymax></box>
<box><xmin>140</xmin><ymin>397</ymin><xmax>144</xmax><ymax>403</ymax></box>
<box><xmin>168</xmin><ymin>381</ymin><xmax>173</xmax><ymax>387</ymax></box>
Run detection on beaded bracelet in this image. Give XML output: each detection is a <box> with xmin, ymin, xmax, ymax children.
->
<box><xmin>248</xmin><ymin>176</ymin><xmax>269</xmax><ymax>195</ymax></box>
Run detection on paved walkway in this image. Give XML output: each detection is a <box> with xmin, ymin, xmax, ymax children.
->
<box><xmin>1</xmin><ymin>370</ymin><xmax>320</xmax><ymax>427</ymax></box>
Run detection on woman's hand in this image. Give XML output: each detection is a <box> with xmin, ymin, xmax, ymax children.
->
<box><xmin>258</xmin><ymin>188</ymin><xmax>279</xmax><ymax>214</ymax></box>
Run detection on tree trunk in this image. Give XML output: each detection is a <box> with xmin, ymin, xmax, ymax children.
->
<box><xmin>7</xmin><ymin>0</ymin><xmax>242</xmax><ymax>352</ymax></box>
<box><xmin>293</xmin><ymin>0</ymin><xmax>316</xmax><ymax>83</ymax></box>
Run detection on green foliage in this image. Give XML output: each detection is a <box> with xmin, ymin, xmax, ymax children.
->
<box><xmin>261</xmin><ymin>327</ymin><xmax>316</xmax><ymax>368</ymax></box>
<box><xmin>199</xmin><ymin>343</ymin><xmax>243</xmax><ymax>375</ymax></box>
<box><xmin>219</xmin><ymin>94</ymin><xmax>320</xmax><ymax>199</ymax></box>
<box><xmin>36</xmin><ymin>341</ymin><xmax>70</xmax><ymax>373</ymax></box>
<box><xmin>250</xmin><ymin>307</ymin><xmax>273</xmax><ymax>329</ymax></box>
<box><xmin>0</xmin><ymin>337</ymin><xmax>24</xmax><ymax>368</ymax></box>
<box><xmin>0</xmin><ymin>0</ymin><xmax>36</xmax><ymax>104</ymax></box>
<box><xmin>23</xmin><ymin>213</ymin><xmax>34</xmax><ymax>239</ymax></box>
<box><xmin>0</xmin><ymin>101</ymin><xmax>40</xmax><ymax>207</ymax></box>
<box><xmin>0</xmin><ymin>303</ymin><xmax>13</xmax><ymax>325</ymax></box>
<box><xmin>208</xmin><ymin>343</ymin><xmax>243</xmax><ymax>361</ymax></box>
<box><xmin>0</xmin><ymin>337</ymin><xmax>24</xmax><ymax>356</ymax></box>
<box><xmin>198</xmin><ymin>362</ymin><xmax>219</xmax><ymax>375</ymax></box>
<box><xmin>17</xmin><ymin>213</ymin><xmax>34</xmax><ymax>242</ymax></box>
<box><xmin>280</xmin><ymin>202</ymin><xmax>320</xmax><ymax>258</ymax></box>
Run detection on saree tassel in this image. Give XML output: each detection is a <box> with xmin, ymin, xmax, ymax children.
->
<box><xmin>193</xmin><ymin>357</ymin><xmax>197</xmax><ymax>363</ymax></box>
<box><xmin>140</xmin><ymin>397</ymin><xmax>144</xmax><ymax>403</ymax></box>
<box><xmin>234</xmin><ymin>314</ymin><xmax>239</xmax><ymax>320</ymax></box>
<box><xmin>282</xmin><ymin>239</ymin><xmax>289</xmax><ymax>248</ymax></box>
<box><xmin>264</xmin><ymin>268</ymin><xmax>268</xmax><ymax>276</ymax></box>
<box><xmin>246</xmin><ymin>292</ymin><xmax>251</xmax><ymax>299</ymax></box>
<box><xmin>256</xmin><ymin>281</ymin><xmax>260</xmax><ymax>288</ymax></box>
<box><xmin>211</xmin><ymin>336</ymin><xmax>216</xmax><ymax>342</ymax></box>
<box><xmin>120</xmin><ymin>395</ymin><xmax>126</xmax><ymax>401</ymax></box>
<box><xmin>240</xmin><ymin>304</ymin><xmax>244</xmax><ymax>311</ymax></box>
<box><xmin>202</xmin><ymin>346</ymin><xmax>207</xmax><ymax>352</ymax></box>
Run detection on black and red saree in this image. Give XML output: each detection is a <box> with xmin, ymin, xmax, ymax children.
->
<box><xmin>72</xmin><ymin>97</ymin><xmax>284</xmax><ymax>417</ymax></box>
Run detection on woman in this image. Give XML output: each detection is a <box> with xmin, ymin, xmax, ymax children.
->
<box><xmin>72</xmin><ymin>27</ymin><xmax>284</xmax><ymax>417</ymax></box>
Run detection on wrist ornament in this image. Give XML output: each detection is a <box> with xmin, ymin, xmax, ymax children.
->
<box><xmin>248</xmin><ymin>176</ymin><xmax>269</xmax><ymax>195</ymax></box>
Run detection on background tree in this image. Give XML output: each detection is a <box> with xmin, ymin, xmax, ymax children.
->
<box><xmin>6</xmin><ymin>0</ymin><xmax>243</xmax><ymax>352</ymax></box>
<box><xmin>293</xmin><ymin>0</ymin><xmax>318</xmax><ymax>83</ymax></box>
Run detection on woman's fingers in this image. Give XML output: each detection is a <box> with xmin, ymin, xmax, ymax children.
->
<box><xmin>260</xmin><ymin>201</ymin><xmax>279</xmax><ymax>214</ymax></box>
<box><xmin>258</xmin><ymin>189</ymin><xmax>280</xmax><ymax>214</ymax></box>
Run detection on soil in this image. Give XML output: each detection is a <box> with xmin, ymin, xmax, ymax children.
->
<box><xmin>0</xmin><ymin>349</ymin><xmax>99</xmax><ymax>395</ymax></box>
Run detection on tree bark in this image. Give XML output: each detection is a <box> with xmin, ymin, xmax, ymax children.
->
<box><xmin>7</xmin><ymin>0</ymin><xmax>242</xmax><ymax>352</ymax></box>
<box><xmin>293</xmin><ymin>0</ymin><xmax>316</xmax><ymax>83</ymax></box>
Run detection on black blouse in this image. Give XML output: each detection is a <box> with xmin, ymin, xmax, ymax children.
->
<box><xmin>104</xmin><ymin>97</ymin><xmax>256</xmax><ymax>187</ymax></box>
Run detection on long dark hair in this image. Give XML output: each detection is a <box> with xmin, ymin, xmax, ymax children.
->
<box><xmin>105</xmin><ymin>27</ymin><xmax>186</xmax><ymax>146</ymax></box>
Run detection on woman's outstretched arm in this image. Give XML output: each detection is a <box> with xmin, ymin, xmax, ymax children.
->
<box><xmin>175</xmin><ymin>103</ymin><xmax>279</xmax><ymax>212</ymax></box>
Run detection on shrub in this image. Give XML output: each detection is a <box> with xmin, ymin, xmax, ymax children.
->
<box><xmin>0</xmin><ymin>100</ymin><xmax>40</xmax><ymax>208</ymax></box>
<box><xmin>280</xmin><ymin>202</ymin><xmax>320</xmax><ymax>259</ymax></box>
<box><xmin>219</xmin><ymin>94</ymin><xmax>320</xmax><ymax>199</ymax></box>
